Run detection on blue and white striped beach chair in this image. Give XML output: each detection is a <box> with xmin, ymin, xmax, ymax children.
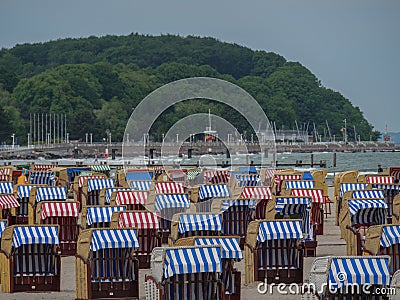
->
<box><xmin>83</xmin><ymin>178</ymin><xmax>114</xmax><ymax>206</ymax></box>
<box><xmin>83</xmin><ymin>205</ymin><xmax>126</xmax><ymax>229</ymax></box>
<box><xmin>29</xmin><ymin>171</ymin><xmax>55</xmax><ymax>186</ymax></box>
<box><xmin>76</xmin><ymin>228</ymin><xmax>139</xmax><ymax>299</ymax></box>
<box><xmin>145</xmin><ymin>245</ymin><xmax>222</xmax><ymax>300</ymax></box>
<box><xmin>0</xmin><ymin>225</ymin><xmax>61</xmax><ymax>293</ymax></box>
<box><xmin>244</xmin><ymin>219</ymin><xmax>304</xmax><ymax>284</ymax></box>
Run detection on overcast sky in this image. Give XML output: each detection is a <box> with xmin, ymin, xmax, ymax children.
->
<box><xmin>1</xmin><ymin>0</ymin><xmax>399</xmax><ymax>132</ymax></box>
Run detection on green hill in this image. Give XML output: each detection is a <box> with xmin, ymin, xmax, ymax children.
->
<box><xmin>0</xmin><ymin>34</ymin><xmax>380</xmax><ymax>143</ymax></box>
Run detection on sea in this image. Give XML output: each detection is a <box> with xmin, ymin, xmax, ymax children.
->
<box><xmin>2</xmin><ymin>151</ymin><xmax>399</xmax><ymax>185</ymax></box>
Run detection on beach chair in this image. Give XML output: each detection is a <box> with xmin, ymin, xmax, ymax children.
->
<box><xmin>13</xmin><ymin>184</ymin><xmax>47</xmax><ymax>224</ymax></box>
<box><xmin>303</xmin><ymin>256</ymin><xmax>390</xmax><ymax>299</ymax></box>
<box><xmin>174</xmin><ymin>236</ymin><xmax>243</xmax><ymax>300</ymax></box>
<box><xmin>29</xmin><ymin>171</ymin><xmax>56</xmax><ymax>186</ymax></box>
<box><xmin>111</xmin><ymin>210</ymin><xmax>161</xmax><ymax>268</ymax></box>
<box><xmin>145</xmin><ymin>245</ymin><xmax>222</xmax><ymax>300</ymax></box>
<box><xmin>266</xmin><ymin>196</ymin><xmax>317</xmax><ymax>257</ymax></box>
<box><xmin>240</xmin><ymin>186</ymin><xmax>272</xmax><ymax>219</ymax></box>
<box><xmin>0</xmin><ymin>167</ymin><xmax>13</xmax><ymax>182</ymax></box>
<box><xmin>290</xmin><ymin>188</ymin><xmax>325</xmax><ymax>235</ymax></box>
<box><xmin>100</xmin><ymin>187</ymin><xmax>132</xmax><ymax>205</ymax></box>
<box><xmin>336</xmin><ymin>183</ymin><xmax>368</xmax><ymax>225</ymax></box>
<box><xmin>58</xmin><ymin>167</ymin><xmax>91</xmax><ymax>193</ymax></box>
<box><xmin>369</xmin><ymin>182</ymin><xmax>400</xmax><ymax>224</ymax></box>
<box><xmin>90</xmin><ymin>164</ymin><xmax>111</xmax><ymax>177</ymax></box>
<box><xmin>28</xmin><ymin>186</ymin><xmax>67</xmax><ymax>224</ymax></box>
<box><xmin>116</xmin><ymin>169</ymin><xmax>153</xmax><ymax>187</ymax></box>
<box><xmin>244</xmin><ymin>219</ymin><xmax>304</xmax><ymax>284</ymax></box>
<box><xmin>211</xmin><ymin>198</ymin><xmax>255</xmax><ymax>248</ymax></box>
<box><xmin>191</xmin><ymin>184</ymin><xmax>230</xmax><ymax>212</ymax></box>
<box><xmin>333</xmin><ymin>170</ymin><xmax>359</xmax><ymax>202</ymax></box>
<box><xmin>73</xmin><ymin>175</ymin><xmax>106</xmax><ymax>206</ymax></box>
<box><xmin>109</xmin><ymin>190</ymin><xmax>148</xmax><ymax>210</ymax></box>
<box><xmin>149</xmin><ymin>193</ymin><xmax>190</xmax><ymax>243</ymax></box>
<box><xmin>0</xmin><ymin>225</ymin><xmax>61</xmax><ymax>293</ymax></box>
<box><xmin>36</xmin><ymin>201</ymin><xmax>80</xmax><ymax>256</ymax></box>
<box><xmin>82</xmin><ymin>178</ymin><xmax>114</xmax><ymax>206</ymax></box>
<box><xmin>204</xmin><ymin>170</ymin><xmax>230</xmax><ymax>185</ymax></box>
<box><xmin>272</xmin><ymin>173</ymin><xmax>302</xmax><ymax>195</ymax></box>
<box><xmin>0</xmin><ymin>194</ymin><xmax>20</xmax><ymax>224</ymax></box>
<box><xmin>75</xmin><ymin>228</ymin><xmax>139</xmax><ymax>299</ymax></box>
<box><xmin>82</xmin><ymin>205</ymin><xmax>126</xmax><ymax>229</ymax></box>
<box><xmin>363</xmin><ymin>225</ymin><xmax>400</xmax><ymax>275</ymax></box>
<box><xmin>281</xmin><ymin>180</ymin><xmax>315</xmax><ymax>196</ymax></box>
<box><xmin>339</xmin><ymin>198</ymin><xmax>387</xmax><ymax>255</ymax></box>
<box><xmin>169</xmin><ymin>212</ymin><xmax>223</xmax><ymax>245</ymax></box>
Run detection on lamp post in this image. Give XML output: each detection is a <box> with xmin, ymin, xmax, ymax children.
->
<box><xmin>11</xmin><ymin>134</ymin><xmax>15</xmax><ymax>148</ymax></box>
<box><xmin>90</xmin><ymin>133</ymin><xmax>92</xmax><ymax>145</ymax></box>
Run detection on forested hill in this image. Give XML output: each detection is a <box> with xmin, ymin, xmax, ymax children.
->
<box><xmin>0</xmin><ymin>34</ymin><xmax>379</xmax><ymax>143</ymax></box>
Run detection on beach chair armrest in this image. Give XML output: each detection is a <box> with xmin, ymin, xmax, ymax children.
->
<box><xmin>346</xmin><ymin>225</ymin><xmax>357</xmax><ymax>235</ymax></box>
<box><xmin>145</xmin><ymin>275</ymin><xmax>163</xmax><ymax>300</ymax></box>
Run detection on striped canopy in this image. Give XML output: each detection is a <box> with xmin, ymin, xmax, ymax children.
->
<box><xmin>0</xmin><ymin>175</ymin><xmax>8</xmax><ymax>181</ymax></box>
<box><xmin>240</xmin><ymin>187</ymin><xmax>271</xmax><ymax>199</ymax></box>
<box><xmin>118</xmin><ymin>211</ymin><xmax>159</xmax><ymax>229</ymax></box>
<box><xmin>0</xmin><ymin>220</ymin><xmax>7</xmax><ymax>238</ymax></box>
<box><xmin>12</xmin><ymin>226</ymin><xmax>59</xmax><ymax>248</ymax></box>
<box><xmin>367</xmin><ymin>176</ymin><xmax>394</xmax><ymax>184</ymax></box>
<box><xmin>352</xmin><ymin>190</ymin><xmax>384</xmax><ymax>199</ymax></box>
<box><xmin>155</xmin><ymin>194</ymin><xmax>190</xmax><ymax>211</ymax></box>
<box><xmin>17</xmin><ymin>185</ymin><xmax>35</xmax><ymax>198</ymax></box>
<box><xmin>155</xmin><ymin>182</ymin><xmax>185</xmax><ymax>194</ymax></box>
<box><xmin>348</xmin><ymin>200</ymin><xmax>388</xmax><ymax>216</ymax></box>
<box><xmin>104</xmin><ymin>187</ymin><xmax>131</xmax><ymax>204</ymax></box>
<box><xmin>204</xmin><ymin>170</ymin><xmax>230</xmax><ymax>184</ymax></box>
<box><xmin>234</xmin><ymin>174</ymin><xmax>261</xmax><ymax>187</ymax></box>
<box><xmin>40</xmin><ymin>202</ymin><xmax>79</xmax><ymax>219</ymax></box>
<box><xmin>33</xmin><ymin>164</ymin><xmax>53</xmax><ymax>171</ymax></box>
<box><xmin>164</xmin><ymin>246</ymin><xmax>222</xmax><ymax>278</ymax></box>
<box><xmin>339</xmin><ymin>183</ymin><xmax>368</xmax><ymax>197</ymax></box>
<box><xmin>348</xmin><ymin>200</ymin><xmax>387</xmax><ymax>225</ymax></box>
<box><xmin>90</xmin><ymin>165</ymin><xmax>110</xmax><ymax>172</ymax></box>
<box><xmin>35</xmin><ymin>187</ymin><xmax>67</xmax><ymax>202</ymax></box>
<box><xmin>198</xmin><ymin>184</ymin><xmax>230</xmax><ymax>200</ymax></box>
<box><xmin>178</xmin><ymin>214</ymin><xmax>222</xmax><ymax>234</ymax></box>
<box><xmin>86</xmin><ymin>206</ymin><xmax>126</xmax><ymax>226</ymax></box>
<box><xmin>30</xmin><ymin>172</ymin><xmax>55</xmax><ymax>186</ymax></box>
<box><xmin>328</xmin><ymin>257</ymin><xmax>390</xmax><ymax>288</ymax></box>
<box><xmin>372</xmin><ymin>184</ymin><xmax>400</xmax><ymax>190</ymax></box>
<box><xmin>90</xmin><ymin>229</ymin><xmax>139</xmax><ymax>251</ymax></box>
<box><xmin>275</xmin><ymin>197</ymin><xmax>311</xmax><ymax>213</ymax></box>
<box><xmin>290</xmin><ymin>189</ymin><xmax>324</xmax><ymax>203</ymax></box>
<box><xmin>0</xmin><ymin>168</ymin><xmax>11</xmax><ymax>175</ymax></box>
<box><xmin>274</xmin><ymin>175</ymin><xmax>302</xmax><ymax>192</ymax></box>
<box><xmin>257</xmin><ymin>220</ymin><xmax>303</xmax><ymax>242</ymax></box>
<box><xmin>194</xmin><ymin>237</ymin><xmax>243</xmax><ymax>260</ymax></box>
<box><xmin>78</xmin><ymin>175</ymin><xmax>105</xmax><ymax>188</ymax></box>
<box><xmin>265</xmin><ymin>169</ymin><xmax>276</xmax><ymax>179</ymax></box>
<box><xmin>129</xmin><ymin>180</ymin><xmax>152</xmax><ymax>191</ymax></box>
<box><xmin>0</xmin><ymin>182</ymin><xmax>13</xmax><ymax>194</ymax></box>
<box><xmin>380</xmin><ymin>226</ymin><xmax>400</xmax><ymax>248</ymax></box>
<box><xmin>285</xmin><ymin>181</ymin><xmax>315</xmax><ymax>190</ymax></box>
<box><xmin>0</xmin><ymin>194</ymin><xmax>20</xmax><ymax>209</ymax></box>
<box><xmin>125</xmin><ymin>171</ymin><xmax>152</xmax><ymax>181</ymax></box>
<box><xmin>115</xmin><ymin>191</ymin><xmax>148</xmax><ymax>206</ymax></box>
<box><xmin>87</xmin><ymin>178</ymin><xmax>114</xmax><ymax>192</ymax></box>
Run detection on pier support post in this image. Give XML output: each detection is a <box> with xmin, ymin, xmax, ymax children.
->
<box><xmin>188</xmin><ymin>148</ymin><xmax>193</xmax><ymax>158</ymax></box>
<box><xmin>226</xmin><ymin>149</ymin><xmax>230</xmax><ymax>159</ymax></box>
<box><xmin>333</xmin><ymin>152</ymin><xmax>337</xmax><ymax>167</ymax></box>
<box><xmin>111</xmin><ymin>149</ymin><xmax>116</xmax><ymax>160</ymax></box>
<box><xmin>310</xmin><ymin>153</ymin><xmax>314</xmax><ymax>167</ymax></box>
<box><xmin>149</xmin><ymin>148</ymin><xmax>154</xmax><ymax>160</ymax></box>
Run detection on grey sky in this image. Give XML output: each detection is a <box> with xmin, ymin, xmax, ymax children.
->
<box><xmin>1</xmin><ymin>0</ymin><xmax>399</xmax><ymax>132</ymax></box>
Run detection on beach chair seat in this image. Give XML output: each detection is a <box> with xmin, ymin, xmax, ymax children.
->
<box><xmin>82</xmin><ymin>205</ymin><xmax>126</xmax><ymax>229</ymax></box>
<box><xmin>363</xmin><ymin>225</ymin><xmax>400</xmax><ymax>275</ymax></box>
<box><xmin>303</xmin><ymin>256</ymin><xmax>390</xmax><ymax>299</ymax></box>
<box><xmin>82</xmin><ymin>178</ymin><xmax>114</xmax><ymax>206</ymax></box>
<box><xmin>212</xmin><ymin>199</ymin><xmax>255</xmax><ymax>248</ymax></box>
<box><xmin>75</xmin><ymin>228</ymin><xmax>139</xmax><ymax>299</ymax></box>
<box><xmin>340</xmin><ymin>198</ymin><xmax>388</xmax><ymax>255</ymax></box>
<box><xmin>145</xmin><ymin>245</ymin><xmax>222</xmax><ymax>300</ymax></box>
<box><xmin>244</xmin><ymin>219</ymin><xmax>304</xmax><ymax>284</ymax></box>
<box><xmin>174</xmin><ymin>236</ymin><xmax>243</xmax><ymax>299</ymax></box>
<box><xmin>290</xmin><ymin>188</ymin><xmax>324</xmax><ymax>235</ymax></box>
<box><xmin>169</xmin><ymin>212</ymin><xmax>223</xmax><ymax>245</ymax></box>
<box><xmin>111</xmin><ymin>210</ymin><xmax>161</xmax><ymax>268</ymax></box>
<box><xmin>0</xmin><ymin>225</ymin><xmax>61</xmax><ymax>293</ymax></box>
<box><xmin>239</xmin><ymin>186</ymin><xmax>272</xmax><ymax>219</ymax></box>
<box><xmin>38</xmin><ymin>201</ymin><xmax>80</xmax><ymax>256</ymax></box>
<box><xmin>73</xmin><ymin>175</ymin><xmax>106</xmax><ymax>207</ymax></box>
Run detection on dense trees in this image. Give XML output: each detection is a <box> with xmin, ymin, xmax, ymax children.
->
<box><xmin>0</xmin><ymin>34</ymin><xmax>379</xmax><ymax>144</ymax></box>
